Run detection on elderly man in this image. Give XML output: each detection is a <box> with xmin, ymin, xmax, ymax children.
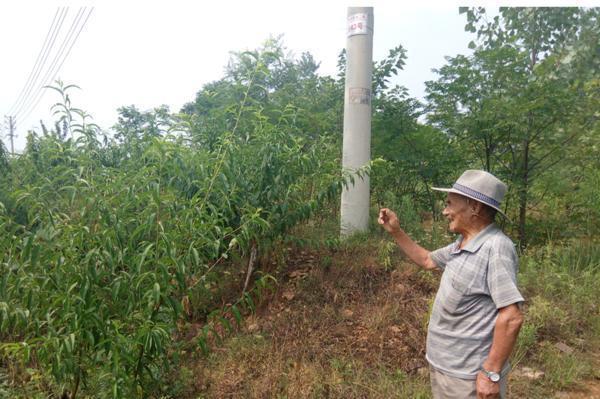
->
<box><xmin>378</xmin><ymin>170</ymin><xmax>524</xmax><ymax>399</ymax></box>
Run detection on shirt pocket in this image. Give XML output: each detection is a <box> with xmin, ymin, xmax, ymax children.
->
<box><xmin>449</xmin><ymin>256</ymin><xmax>478</xmax><ymax>294</ymax></box>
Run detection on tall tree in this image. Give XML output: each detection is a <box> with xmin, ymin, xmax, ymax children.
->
<box><xmin>426</xmin><ymin>7</ymin><xmax>597</xmax><ymax>246</ymax></box>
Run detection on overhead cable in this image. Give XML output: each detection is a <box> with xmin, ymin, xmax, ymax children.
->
<box><xmin>15</xmin><ymin>7</ymin><xmax>83</xmax><ymax>121</ymax></box>
<box><xmin>18</xmin><ymin>7</ymin><xmax>94</xmax><ymax>125</ymax></box>
<box><xmin>8</xmin><ymin>7</ymin><xmax>67</xmax><ymax>117</ymax></box>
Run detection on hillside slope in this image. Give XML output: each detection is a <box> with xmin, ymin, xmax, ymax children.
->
<box><xmin>172</xmin><ymin>233</ymin><xmax>600</xmax><ymax>398</ymax></box>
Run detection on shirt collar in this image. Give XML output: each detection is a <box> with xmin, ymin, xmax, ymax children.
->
<box><xmin>451</xmin><ymin>223</ymin><xmax>498</xmax><ymax>254</ymax></box>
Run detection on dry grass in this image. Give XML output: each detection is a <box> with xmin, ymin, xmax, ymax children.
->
<box><xmin>170</xmin><ymin>230</ymin><xmax>600</xmax><ymax>399</ymax></box>
<box><xmin>180</xmin><ymin>236</ymin><xmax>437</xmax><ymax>398</ymax></box>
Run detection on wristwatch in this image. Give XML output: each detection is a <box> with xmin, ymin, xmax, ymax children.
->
<box><xmin>481</xmin><ymin>368</ymin><xmax>501</xmax><ymax>382</ymax></box>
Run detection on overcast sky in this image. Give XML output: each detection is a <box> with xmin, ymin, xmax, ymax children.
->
<box><xmin>0</xmin><ymin>1</ymin><xmax>589</xmax><ymax>151</ymax></box>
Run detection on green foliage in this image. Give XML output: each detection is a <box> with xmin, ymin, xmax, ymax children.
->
<box><xmin>0</xmin><ymin>50</ymin><xmax>347</xmax><ymax>397</ymax></box>
<box><xmin>504</xmin><ymin>239</ymin><xmax>600</xmax><ymax>396</ymax></box>
<box><xmin>182</xmin><ymin>36</ymin><xmax>345</xmax><ymax>147</ymax></box>
<box><xmin>368</xmin><ymin>44</ymin><xmax>465</xmax><ymax>220</ymax></box>
<box><xmin>0</xmin><ymin>139</ymin><xmax>9</xmax><ymax>171</ymax></box>
<box><xmin>372</xmin><ymin>45</ymin><xmax>407</xmax><ymax>95</ymax></box>
<box><xmin>537</xmin><ymin>343</ymin><xmax>592</xmax><ymax>390</ymax></box>
<box><xmin>427</xmin><ymin>7</ymin><xmax>599</xmax><ymax>245</ymax></box>
<box><xmin>517</xmin><ymin>241</ymin><xmax>600</xmax><ymax>358</ymax></box>
<box><xmin>372</xmin><ymin>124</ymin><xmax>465</xmax><ymax>218</ymax></box>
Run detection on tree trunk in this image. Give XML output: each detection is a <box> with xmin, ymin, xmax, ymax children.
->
<box><xmin>518</xmin><ymin>45</ymin><xmax>538</xmax><ymax>250</ymax></box>
<box><xmin>518</xmin><ymin>138</ymin><xmax>529</xmax><ymax>250</ymax></box>
<box><xmin>424</xmin><ymin>182</ymin><xmax>437</xmax><ymax>221</ymax></box>
<box><xmin>242</xmin><ymin>243</ymin><xmax>258</xmax><ymax>295</ymax></box>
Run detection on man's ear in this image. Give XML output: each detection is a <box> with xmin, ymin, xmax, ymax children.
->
<box><xmin>472</xmin><ymin>200</ymin><xmax>484</xmax><ymax>215</ymax></box>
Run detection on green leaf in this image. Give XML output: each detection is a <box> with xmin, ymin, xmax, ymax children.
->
<box><xmin>231</xmin><ymin>305</ymin><xmax>242</xmax><ymax>326</ymax></box>
<box><xmin>152</xmin><ymin>283</ymin><xmax>160</xmax><ymax>304</ymax></box>
<box><xmin>138</xmin><ymin>243</ymin><xmax>154</xmax><ymax>273</ymax></box>
<box><xmin>220</xmin><ymin>316</ymin><xmax>232</xmax><ymax>333</ymax></box>
<box><xmin>191</xmin><ymin>246</ymin><xmax>200</xmax><ymax>268</ymax></box>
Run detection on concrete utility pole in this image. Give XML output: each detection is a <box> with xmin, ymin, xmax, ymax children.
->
<box><xmin>340</xmin><ymin>7</ymin><xmax>374</xmax><ymax>237</ymax></box>
<box><xmin>6</xmin><ymin>116</ymin><xmax>16</xmax><ymax>155</ymax></box>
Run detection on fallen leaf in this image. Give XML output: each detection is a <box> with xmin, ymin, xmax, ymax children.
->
<box><xmin>516</xmin><ymin>367</ymin><xmax>545</xmax><ymax>380</ymax></box>
<box><xmin>181</xmin><ymin>295</ymin><xmax>191</xmax><ymax>316</ymax></box>
<box><xmin>289</xmin><ymin>269</ymin><xmax>308</xmax><ymax>279</ymax></box>
<box><xmin>555</xmin><ymin>342</ymin><xmax>574</xmax><ymax>354</ymax></box>
<box><xmin>282</xmin><ymin>290</ymin><xmax>295</xmax><ymax>301</ymax></box>
<box><xmin>390</xmin><ymin>325</ymin><xmax>402</xmax><ymax>334</ymax></box>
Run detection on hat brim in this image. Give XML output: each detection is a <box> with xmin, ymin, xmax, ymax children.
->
<box><xmin>431</xmin><ymin>186</ymin><xmax>510</xmax><ymax>220</ymax></box>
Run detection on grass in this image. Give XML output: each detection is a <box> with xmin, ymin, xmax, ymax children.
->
<box><xmin>191</xmin><ymin>340</ymin><xmax>433</xmax><ymax>398</ymax></box>
<box><xmin>509</xmin><ymin>240</ymin><xmax>600</xmax><ymax>398</ymax></box>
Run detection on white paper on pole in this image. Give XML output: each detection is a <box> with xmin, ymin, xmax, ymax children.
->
<box><xmin>347</xmin><ymin>13</ymin><xmax>369</xmax><ymax>36</ymax></box>
<box><xmin>349</xmin><ymin>87</ymin><xmax>371</xmax><ymax>105</ymax></box>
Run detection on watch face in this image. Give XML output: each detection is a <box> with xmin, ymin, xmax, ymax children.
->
<box><xmin>490</xmin><ymin>372</ymin><xmax>500</xmax><ymax>382</ymax></box>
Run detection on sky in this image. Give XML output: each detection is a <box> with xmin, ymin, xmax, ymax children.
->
<box><xmin>0</xmin><ymin>1</ymin><xmax>591</xmax><ymax>152</ymax></box>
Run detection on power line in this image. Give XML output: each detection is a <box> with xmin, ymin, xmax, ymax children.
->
<box><xmin>9</xmin><ymin>8</ymin><xmax>67</xmax><ymax>118</ymax></box>
<box><xmin>17</xmin><ymin>7</ymin><xmax>94</xmax><ymax>126</ymax></box>
<box><xmin>15</xmin><ymin>7</ymin><xmax>84</xmax><ymax>121</ymax></box>
<box><xmin>7</xmin><ymin>7</ymin><xmax>61</xmax><ymax>116</ymax></box>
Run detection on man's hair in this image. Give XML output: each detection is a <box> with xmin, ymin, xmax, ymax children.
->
<box><xmin>483</xmin><ymin>204</ymin><xmax>498</xmax><ymax>222</ymax></box>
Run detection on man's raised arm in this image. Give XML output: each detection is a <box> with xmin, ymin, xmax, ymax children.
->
<box><xmin>378</xmin><ymin>208</ymin><xmax>437</xmax><ymax>271</ymax></box>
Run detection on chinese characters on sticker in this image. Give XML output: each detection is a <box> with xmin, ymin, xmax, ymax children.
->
<box><xmin>347</xmin><ymin>13</ymin><xmax>369</xmax><ymax>36</ymax></box>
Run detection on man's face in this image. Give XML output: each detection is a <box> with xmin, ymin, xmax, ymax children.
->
<box><xmin>442</xmin><ymin>193</ymin><xmax>471</xmax><ymax>234</ymax></box>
